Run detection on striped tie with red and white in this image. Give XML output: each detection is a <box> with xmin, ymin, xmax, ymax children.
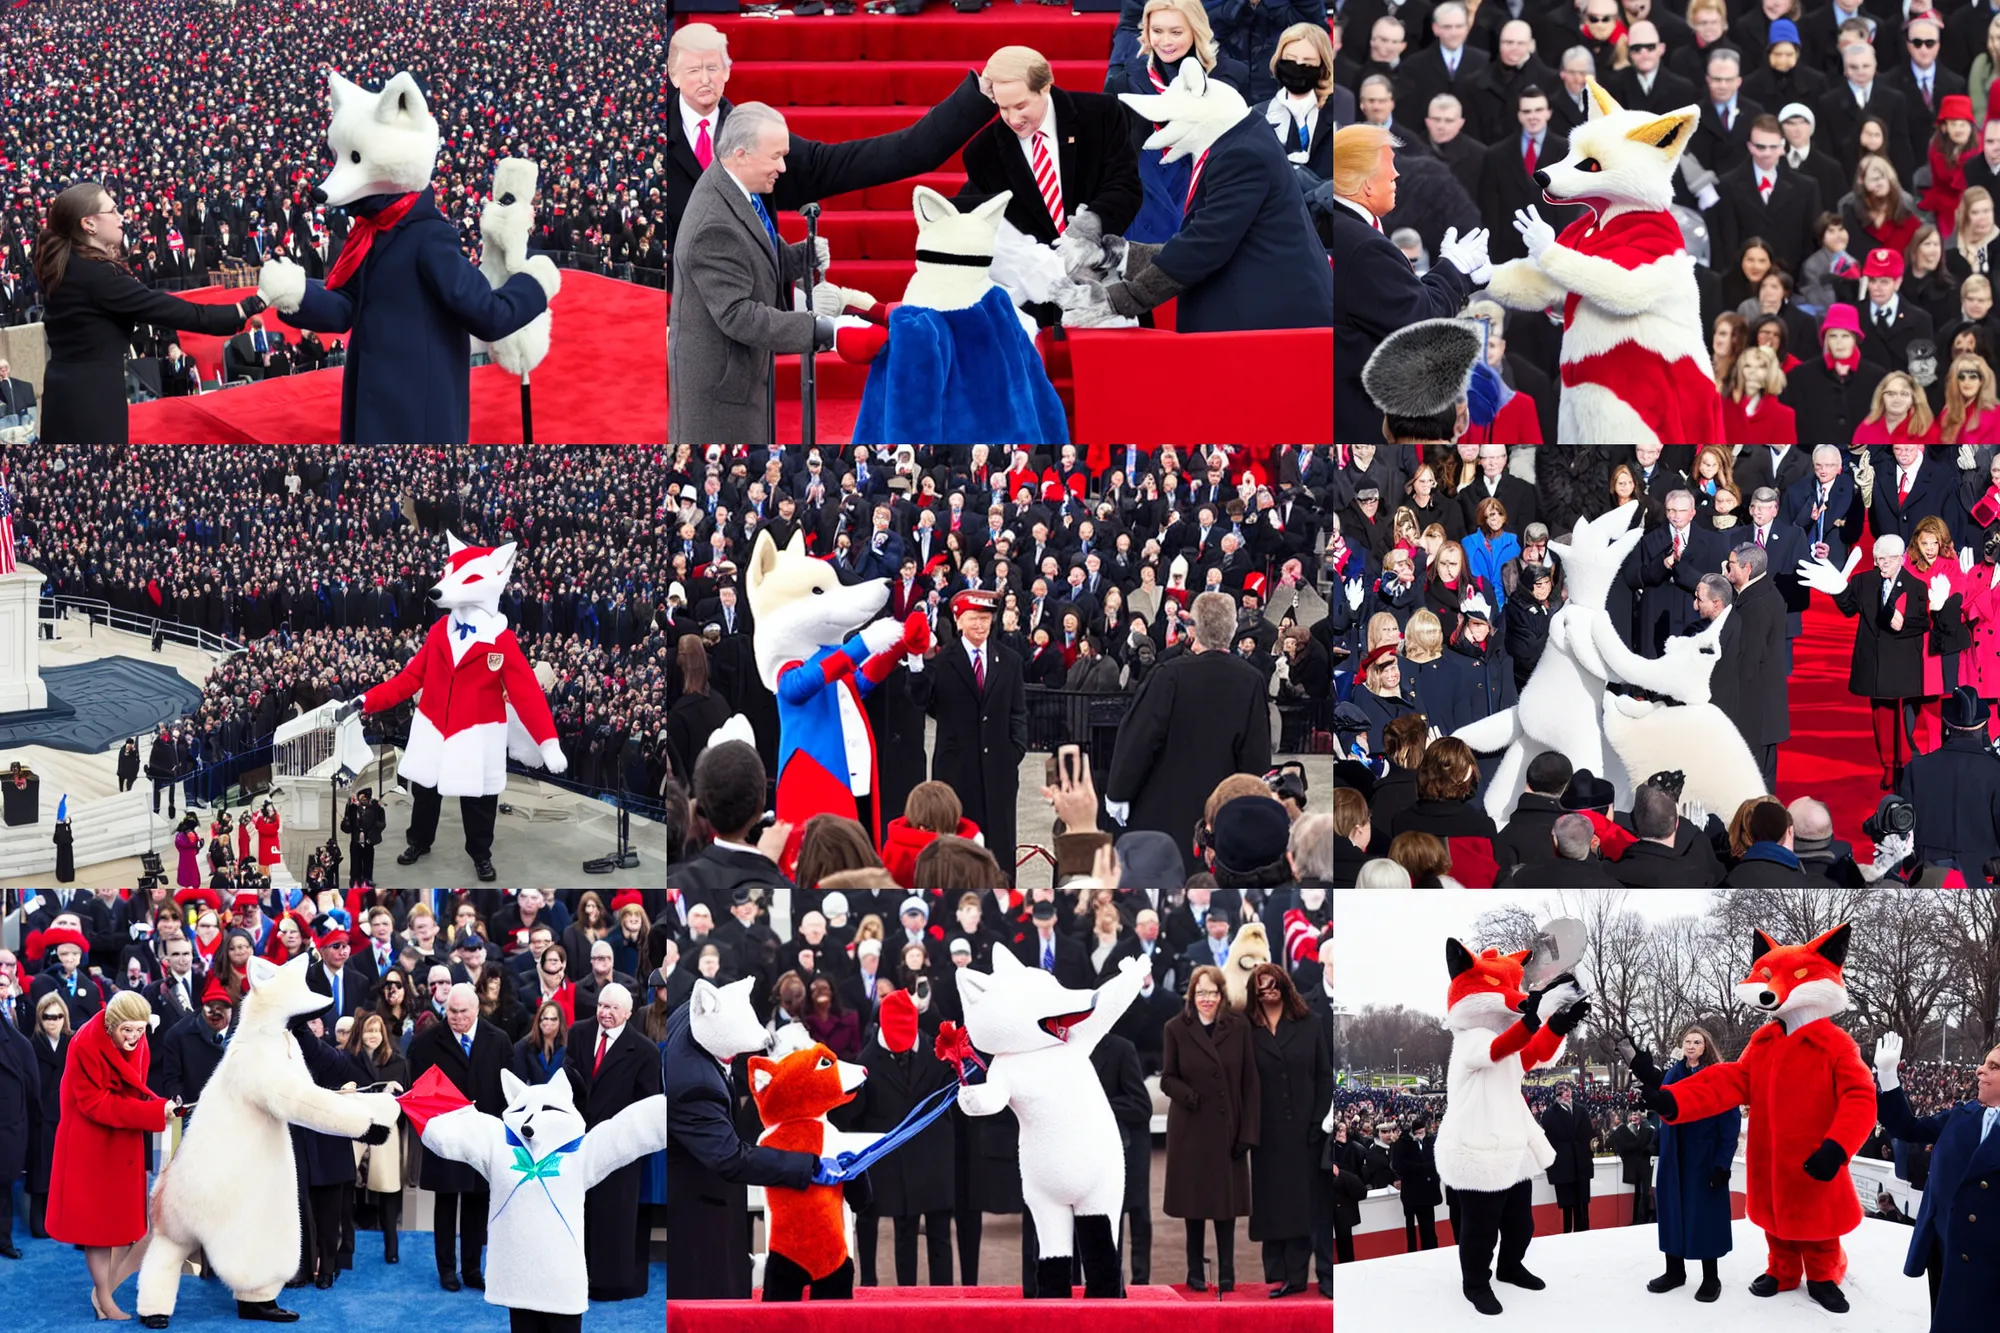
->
<box><xmin>1032</xmin><ymin>130</ymin><xmax>1066</xmax><ymax>235</ymax></box>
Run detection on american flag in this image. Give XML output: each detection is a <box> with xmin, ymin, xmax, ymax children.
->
<box><xmin>0</xmin><ymin>469</ymin><xmax>15</xmax><ymax>574</ymax></box>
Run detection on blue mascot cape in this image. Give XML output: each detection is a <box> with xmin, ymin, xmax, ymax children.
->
<box><xmin>852</xmin><ymin>285</ymin><xmax>1068</xmax><ymax>446</ymax></box>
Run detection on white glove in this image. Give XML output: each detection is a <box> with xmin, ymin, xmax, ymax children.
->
<box><xmin>812</xmin><ymin>236</ymin><xmax>832</xmax><ymax>274</ymax></box>
<box><xmin>1797</xmin><ymin>548</ymin><xmax>1863</xmax><ymax>597</ymax></box>
<box><xmin>840</xmin><ymin>286</ymin><xmax>878</xmax><ymax>313</ymax></box>
<box><xmin>1344</xmin><ymin>578</ymin><xmax>1365</xmax><ymax>611</ymax></box>
<box><xmin>859</xmin><ymin>616</ymin><xmax>903</xmax><ymax>656</ymax></box>
<box><xmin>1105</xmin><ymin>799</ymin><xmax>1131</xmax><ymax>826</ymax></box>
<box><xmin>1512</xmin><ymin>207</ymin><xmax>1556</xmax><ymax>263</ymax></box>
<box><xmin>1873</xmin><ymin>1031</ymin><xmax>1902</xmax><ymax>1091</ymax></box>
<box><xmin>257</xmin><ymin>257</ymin><xmax>307</xmax><ymax>314</ymax></box>
<box><xmin>1929</xmin><ymin>571</ymin><xmax>1952</xmax><ymax>612</ymax></box>
<box><xmin>1961</xmin><ymin>445</ymin><xmax>1981</xmax><ymax>472</ymax></box>
<box><xmin>1871</xmin><ymin>830</ymin><xmax>1913</xmax><ymax>877</ymax></box>
<box><xmin>538</xmin><ymin>738</ymin><xmax>568</xmax><ymax>775</ymax></box>
<box><xmin>811</xmin><ymin>282</ymin><xmax>848</xmax><ymax>317</ymax></box>
<box><xmin>1437</xmin><ymin>225</ymin><xmax>1492</xmax><ymax>280</ymax></box>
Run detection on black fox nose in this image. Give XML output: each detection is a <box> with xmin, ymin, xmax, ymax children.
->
<box><xmin>309</xmin><ymin>187</ymin><xmax>328</xmax><ymax>204</ymax></box>
<box><xmin>1758</xmin><ymin>990</ymin><xmax>1776</xmax><ymax>1007</ymax></box>
<box><xmin>521</xmin><ymin>1123</ymin><xmax>534</xmax><ymax>1140</ymax></box>
<box><xmin>1532</xmin><ymin>169</ymin><xmax>1551</xmax><ymax>189</ymax></box>
<box><xmin>427</xmin><ymin>588</ymin><xmax>443</xmax><ymax>601</ymax></box>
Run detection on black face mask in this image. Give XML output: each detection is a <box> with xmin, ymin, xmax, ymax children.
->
<box><xmin>1275</xmin><ymin>59</ymin><xmax>1323</xmax><ymax>95</ymax></box>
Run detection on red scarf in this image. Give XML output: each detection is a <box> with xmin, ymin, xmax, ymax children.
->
<box><xmin>323</xmin><ymin>192</ymin><xmax>420</xmax><ymax>290</ymax></box>
<box><xmin>1824</xmin><ymin>343</ymin><xmax>1863</xmax><ymax>376</ymax></box>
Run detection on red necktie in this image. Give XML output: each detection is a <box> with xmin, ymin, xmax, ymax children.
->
<box><xmin>694</xmin><ymin>118</ymin><xmax>713</xmax><ymax>170</ymax></box>
<box><xmin>974</xmin><ymin>649</ymin><xmax>986</xmax><ymax>692</ymax></box>
<box><xmin>1523</xmin><ymin>138</ymin><xmax>1537</xmax><ymax>174</ymax></box>
<box><xmin>594</xmin><ymin>1031</ymin><xmax>608</xmax><ymax>1075</ymax></box>
<box><xmin>1759</xmin><ymin>176</ymin><xmax>1772</xmax><ymax>197</ymax></box>
<box><xmin>1674</xmin><ymin>530</ymin><xmax>1685</xmax><ymax>559</ymax></box>
<box><xmin>1899</xmin><ymin>471</ymin><xmax>1911</xmax><ymax>507</ymax></box>
<box><xmin>1032</xmin><ymin>130</ymin><xmax>1066</xmax><ymax>234</ymax></box>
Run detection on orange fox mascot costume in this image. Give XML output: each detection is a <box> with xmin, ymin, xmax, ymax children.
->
<box><xmin>1632</xmin><ymin>925</ymin><xmax>1876</xmax><ymax>1313</ymax></box>
<box><xmin>1434</xmin><ymin>941</ymin><xmax>1591</xmax><ymax>1316</ymax></box>
<box><xmin>747</xmin><ymin>1039</ymin><xmax>883</xmax><ymax>1301</ymax></box>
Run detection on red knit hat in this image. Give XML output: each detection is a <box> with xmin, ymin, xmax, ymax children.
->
<box><xmin>232</xmin><ymin>889</ymin><xmax>262</xmax><ymax>910</ymax></box>
<box><xmin>40</xmin><ymin>925</ymin><xmax>90</xmax><ymax>956</ymax></box>
<box><xmin>878</xmin><ymin>990</ymin><xmax>919</xmax><ymax>1054</ymax></box>
<box><xmin>611</xmin><ymin>890</ymin><xmax>645</xmax><ymax>915</ymax></box>
<box><xmin>201</xmin><ymin>972</ymin><xmax>233</xmax><ymax>1006</ymax></box>
<box><xmin>316</xmin><ymin>923</ymin><xmax>350</xmax><ymax>949</ymax></box>
<box><xmin>175</xmin><ymin>886</ymin><xmax>222</xmax><ymax>912</ymax></box>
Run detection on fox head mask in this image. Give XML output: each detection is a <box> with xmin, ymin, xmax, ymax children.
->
<box><xmin>1531</xmin><ymin>79</ymin><xmax>1695</xmax><ymax>214</ymax></box>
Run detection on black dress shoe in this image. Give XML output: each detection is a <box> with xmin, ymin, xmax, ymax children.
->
<box><xmin>439</xmin><ymin>1274</ymin><xmax>462</xmax><ymax>1292</ymax></box>
<box><xmin>1267</xmin><ymin>1283</ymin><xmax>1307</xmax><ymax>1298</ymax></box>
<box><xmin>1318</xmin><ymin>1281</ymin><xmax>1333</xmax><ymax>1299</ymax></box>
<box><xmin>1495</xmin><ymin>1264</ymin><xmax>1545</xmax><ymax>1291</ymax></box>
<box><xmin>1463</xmin><ymin>1283</ymin><xmax>1503</xmax><ymax>1316</ymax></box>
<box><xmin>474</xmin><ymin>859</ymin><xmax>497</xmax><ymax>882</ymax></box>
<box><xmin>1749</xmin><ymin>1273</ymin><xmax>1781</xmax><ymax>1297</ymax></box>
<box><xmin>139</xmin><ymin>1317</ymin><xmax>170</xmax><ymax>1329</ymax></box>
<box><xmin>396</xmin><ymin>845</ymin><xmax>429</xmax><ymax>866</ymax></box>
<box><xmin>283</xmin><ymin>1276</ymin><xmax>310</xmax><ymax>1290</ymax></box>
<box><xmin>1186</xmin><ymin>1277</ymin><xmax>1207</xmax><ymax>1292</ymax></box>
<box><xmin>1806</xmin><ymin>1280</ymin><xmax>1849</xmax><ymax>1313</ymax></box>
<box><xmin>0</xmin><ymin>1241</ymin><xmax>19</xmax><ymax>1259</ymax></box>
<box><xmin>235</xmin><ymin>1302</ymin><xmax>300</xmax><ymax>1323</ymax></box>
<box><xmin>1217</xmin><ymin>1280</ymin><xmax>1234</xmax><ymax>1294</ymax></box>
<box><xmin>313</xmin><ymin>1272</ymin><xmax>333</xmax><ymax>1290</ymax></box>
<box><xmin>464</xmin><ymin>1273</ymin><xmax>486</xmax><ymax>1290</ymax></box>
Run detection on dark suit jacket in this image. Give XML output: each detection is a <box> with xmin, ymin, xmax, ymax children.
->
<box><xmin>406</xmin><ymin>1018</ymin><xmax>512</xmax><ymax>1194</ymax></box>
<box><xmin>1481</xmin><ymin>132</ymin><xmax>1584</xmax><ymax>264</ymax></box>
<box><xmin>956</xmin><ymin>86</ymin><xmax>1142</xmax><ymax>246</ymax></box>
<box><xmin>1733</xmin><ymin>444</ymin><xmax>1815</xmax><ymax>498</ymax></box>
<box><xmin>1883</xmin><ymin>62</ymin><xmax>1967</xmax><ymax>167</ymax></box>
<box><xmin>1013</xmin><ymin>928</ymin><xmax>1095</xmax><ymax>990</ymax></box>
<box><xmin>0</xmin><ymin>376</ymin><xmax>34</xmax><ymax>416</ymax></box>
<box><xmin>1874</xmin><ymin>1085</ymin><xmax>2000</xmax><ymax>1329</ymax></box>
<box><xmin>1689</xmin><ymin>97</ymin><xmax>1764</xmax><ymax>180</ymax></box>
<box><xmin>1720</xmin><ymin>574</ymin><xmax>1791</xmax><ymax>747</ymax></box>
<box><xmin>1784</xmin><ymin>468</ymin><xmax>1864</xmax><ymax>553</ymax></box>
<box><xmin>306</xmin><ymin>963</ymin><xmax>366</xmax><ymax>1020</ymax></box>
<box><xmin>1782</xmin><ymin>143</ymin><xmax>1851</xmax><ymax>216</ymax></box>
<box><xmin>1868</xmin><ymin>452</ymin><xmax>1955</xmax><ymax>543</ymax></box>
<box><xmin>1856</xmin><ymin>298</ymin><xmax>1934</xmax><ymax>371</ymax></box>
<box><xmin>1603</xmin><ymin>66</ymin><xmax>1699</xmax><ymax>119</ymax></box>
<box><xmin>1709</xmin><ymin>163</ymin><xmax>1822</xmax><ymax>278</ymax></box>
<box><xmin>1457</xmin><ymin>472</ymin><xmax>1539</xmax><ymax>536</ymax></box>
<box><xmin>1332</xmin><ymin>205</ymin><xmax>1473</xmax><ymax>440</ymax></box>
<box><xmin>1815</xmin><ymin>80</ymin><xmax>1914</xmax><ymax>181</ymax></box>
<box><xmin>1395</xmin><ymin>43</ymin><xmax>1491</xmax><ymax>124</ymax></box>
<box><xmin>666</xmin><ymin>79</ymin><xmax>998</xmax><ymax>280</ymax></box>
<box><xmin>1631</xmin><ymin>522</ymin><xmax>1733</xmax><ymax>656</ymax></box>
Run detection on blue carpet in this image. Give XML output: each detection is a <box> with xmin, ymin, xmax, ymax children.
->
<box><xmin>0</xmin><ymin>1203</ymin><xmax>663</xmax><ymax>1332</ymax></box>
<box><xmin>0</xmin><ymin>658</ymin><xmax>205</xmax><ymax>753</ymax></box>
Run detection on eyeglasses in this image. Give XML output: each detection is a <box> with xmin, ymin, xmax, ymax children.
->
<box><xmin>384</xmin><ymin>981</ymin><xmax>405</xmax><ymax>990</ymax></box>
<box><xmin>1909</xmin><ymin>36</ymin><xmax>1938</xmax><ymax>48</ymax></box>
<box><xmin>1627</xmin><ymin>40</ymin><xmax>1659</xmax><ymax>50</ymax></box>
<box><xmin>1961</xmin><ymin>369</ymin><xmax>1984</xmax><ymax>379</ymax></box>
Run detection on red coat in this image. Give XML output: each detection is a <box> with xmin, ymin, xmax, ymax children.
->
<box><xmin>880</xmin><ymin>815</ymin><xmax>982</xmax><ymax>888</ymax></box>
<box><xmin>252</xmin><ymin>809</ymin><xmax>283</xmax><ymax>866</ymax></box>
<box><xmin>361</xmin><ymin>616</ymin><xmax>558</xmax><ymax>797</ymax></box>
<box><xmin>1662</xmin><ymin>1015</ymin><xmax>1875</xmax><ymax>1241</ymax></box>
<box><xmin>46</xmin><ymin>1011</ymin><xmax>168</xmax><ymax>1246</ymax></box>
<box><xmin>1721</xmin><ymin>394</ymin><xmax>1797</xmax><ymax>445</ymax></box>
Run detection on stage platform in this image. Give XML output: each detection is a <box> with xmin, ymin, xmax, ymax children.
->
<box><xmin>667</xmin><ymin>1284</ymin><xmax>1328</xmax><ymax>1333</ymax></box>
<box><xmin>125</xmin><ymin>271</ymin><xmax>664</xmax><ymax>444</ymax></box>
<box><xmin>1334</xmin><ymin>1216</ymin><xmax>1927</xmax><ymax>1332</ymax></box>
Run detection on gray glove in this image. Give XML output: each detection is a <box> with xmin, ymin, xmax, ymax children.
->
<box><xmin>813</xmin><ymin>316</ymin><xmax>836</xmax><ymax>353</ymax></box>
<box><xmin>1058</xmin><ymin>206</ymin><xmax>1109</xmax><ymax>281</ymax></box>
<box><xmin>811</xmin><ymin>282</ymin><xmax>847</xmax><ymax>317</ymax></box>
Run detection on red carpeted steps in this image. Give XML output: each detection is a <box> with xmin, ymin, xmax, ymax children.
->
<box><xmin>692</xmin><ymin>1</ymin><xmax>1118</xmax><ymax>440</ymax></box>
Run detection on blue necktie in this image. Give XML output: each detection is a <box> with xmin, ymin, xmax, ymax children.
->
<box><xmin>749</xmin><ymin>194</ymin><xmax>780</xmax><ymax>255</ymax></box>
<box><xmin>1984</xmin><ymin>1106</ymin><xmax>1999</xmax><ymax>1143</ymax></box>
<box><xmin>1042</xmin><ymin>940</ymin><xmax>1054</xmax><ymax>971</ymax></box>
<box><xmin>332</xmin><ymin>973</ymin><xmax>340</xmax><ymax>1014</ymax></box>
<box><xmin>1298</xmin><ymin>122</ymin><xmax>1310</xmax><ymax>151</ymax></box>
<box><xmin>461</xmin><ymin>1034</ymin><xmax>472</xmax><ymax>1058</ymax></box>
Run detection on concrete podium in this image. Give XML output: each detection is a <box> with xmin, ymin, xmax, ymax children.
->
<box><xmin>0</xmin><ymin>566</ymin><xmax>48</xmax><ymax>714</ymax></box>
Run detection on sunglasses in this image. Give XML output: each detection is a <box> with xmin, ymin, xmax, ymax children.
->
<box><xmin>1961</xmin><ymin>369</ymin><xmax>1985</xmax><ymax>379</ymax></box>
<box><xmin>1586</xmin><ymin>13</ymin><xmax>1616</xmax><ymax>21</ymax></box>
<box><xmin>1909</xmin><ymin>37</ymin><xmax>1938</xmax><ymax>48</ymax></box>
<box><xmin>1627</xmin><ymin>40</ymin><xmax>1658</xmax><ymax>50</ymax></box>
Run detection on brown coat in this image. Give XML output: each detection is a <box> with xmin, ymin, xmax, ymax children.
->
<box><xmin>1160</xmin><ymin>1009</ymin><xmax>1260</xmax><ymax>1220</ymax></box>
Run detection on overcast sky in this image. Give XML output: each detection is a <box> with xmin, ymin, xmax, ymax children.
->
<box><xmin>1335</xmin><ymin>890</ymin><xmax>1718</xmax><ymax>1014</ymax></box>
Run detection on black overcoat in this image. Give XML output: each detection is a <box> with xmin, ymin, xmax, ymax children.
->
<box><xmin>29</xmin><ymin>1030</ymin><xmax>65</xmax><ymax>1193</ymax></box>
<box><xmin>407</xmin><ymin>1019</ymin><xmax>511</xmax><ymax>1193</ymax></box>
<box><xmin>0</xmin><ymin>1018</ymin><xmax>41</xmax><ymax>1182</ymax></box>
<box><xmin>1247</xmin><ymin>1015</ymin><xmax>1333</xmax><ymax>1241</ymax></box>
<box><xmin>909</xmin><ymin>641</ymin><xmax>1029</xmax><ymax>874</ymax></box>
<box><xmin>566</xmin><ymin>1022</ymin><xmax>663</xmax><ymax>1300</ymax></box>
<box><xmin>842</xmin><ymin>1034</ymin><xmax>957</xmax><ymax>1217</ymax></box>
<box><xmin>1833</xmin><ymin>568</ymin><xmax>1932</xmax><ymax>700</ymax></box>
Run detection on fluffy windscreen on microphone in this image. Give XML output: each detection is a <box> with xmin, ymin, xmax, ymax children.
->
<box><xmin>1362</xmin><ymin>318</ymin><xmax>1482</xmax><ymax>418</ymax></box>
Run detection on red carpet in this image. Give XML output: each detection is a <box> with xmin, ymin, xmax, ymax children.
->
<box><xmin>129</xmin><ymin>271</ymin><xmax>664</xmax><ymax>443</ymax></box>
<box><xmin>1777</xmin><ymin>591</ymin><xmax>1890</xmax><ymax>860</ymax></box>
<box><xmin>665</xmin><ymin>1284</ymin><xmax>1327</xmax><ymax>1333</ymax></box>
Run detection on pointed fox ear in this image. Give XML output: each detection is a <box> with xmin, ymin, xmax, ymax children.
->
<box><xmin>969</xmin><ymin>191</ymin><xmax>1012</xmax><ymax>226</ymax></box>
<box><xmin>1752</xmin><ymin>929</ymin><xmax>1782</xmax><ymax>964</ymax></box>
<box><xmin>1809</xmin><ymin>923</ymin><xmax>1852</xmax><ymax>968</ymax></box>
<box><xmin>911</xmin><ymin>185</ymin><xmax>956</xmax><ymax>227</ymax></box>
<box><xmin>446</xmin><ymin>530</ymin><xmax>467</xmax><ymax>555</ymax></box>
<box><xmin>748</xmin><ymin>1056</ymin><xmax>777</xmax><ymax>1097</ymax></box>
<box><xmin>1585</xmin><ymin>78</ymin><xmax>1623</xmax><ymax>120</ymax></box>
<box><xmin>1626</xmin><ymin>108</ymin><xmax>1696</xmax><ymax>156</ymax></box>
<box><xmin>376</xmin><ymin>71</ymin><xmax>431</xmax><ymax>127</ymax></box>
<box><xmin>1445</xmin><ymin>939</ymin><xmax>1476</xmax><ymax>979</ymax></box>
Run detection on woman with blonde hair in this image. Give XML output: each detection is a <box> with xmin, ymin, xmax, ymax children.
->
<box><xmin>1950</xmin><ymin>185</ymin><xmax>1999</xmax><ymax>282</ymax></box>
<box><xmin>1721</xmin><ymin>345</ymin><xmax>1797</xmax><ymax>444</ymax></box>
<box><xmin>1115</xmin><ymin>0</ymin><xmax>1252</xmax><ymax>243</ymax></box>
<box><xmin>1265</xmin><ymin>23</ymin><xmax>1334</xmax><ymax>177</ymax></box>
<box><xmin>1349</xmin><ymin>643</ymin><xmax>1421</xmax><ymax>755</ymax></box>
<box><xmin>1938</xmin><ymin>353</ymin><xmax>2000</xmax><ymax>443</ymax></box>
<box><xmin>1853</xmin><ymin>370</ymin><xmax>1941</xmax><ymax>443</ymax></box>
<box><xmin>1844</xmin><ymin>154</ymin><xmax>1920</xmax><ymax>255</ymax></box>
<box><xmin>1399</xmin><ymin>609</ymin><xmax>1473</xmax><ymax>736</ymax></box>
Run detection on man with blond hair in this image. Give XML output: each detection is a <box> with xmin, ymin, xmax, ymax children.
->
<box><xmin>957</xmin><ymin>45</ymin><xmax>1142</xmax><ymax>325</ymax></box>
<box><xmin>667</xmin><ymin>22</ymin><xmax>999</xmax><ymax>286</ymax></box>
<box><xmin>1332</xmin><ymin>122</ymin><xmax>1488</xmax><ymax>440</ymax></box>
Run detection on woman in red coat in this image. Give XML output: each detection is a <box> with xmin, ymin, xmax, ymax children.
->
<box><xmin>48</xmin><ymin>990</ymin><xmax>171</xmax><ymax>1320</ymax></box>
<box><xmin>1720</xmin><ymin>346</ymin><xmax>1798</xmax><ymax>444</ymax></box>
<box><xmin>252</xmin><ymin>800</ymin><xmax>282</xmax><ymax>866</ymax></box>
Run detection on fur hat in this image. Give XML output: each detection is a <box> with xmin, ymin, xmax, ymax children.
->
<box><xmin>878</xmin><ymin>989</ymin><xmax>919</xmax><ymax>1053</ymax></box>
<box><xmin>1362</xmin><ymin>318</ymin><xmax>1481</xmax><ymax>418</ymax></box>
<box><xmin>1211</xmin><ymin>796</ymin><xmax>1292</xmax><ymax>874</ymax></box>
<box><xmin>1115</xmin><ymin>830</ymin><xmax>1185</xmax><ymax>891</ymax></box>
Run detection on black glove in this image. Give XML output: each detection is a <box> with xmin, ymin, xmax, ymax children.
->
<box><xmin>1518</xmin><ymin>973</ymin><xmax>1577</xmax><ymax>1036</ymax></box>
<box><xmin>843</xmin><ymin>1169</ymin><xmax>874</xmax><ymax>1213</ymax></box>
<box><xmin>1707</xmin><ymin>1166</ymin><xmax>1730</xmax><ymax>1190</ymax></box>
<box><xmin>333</xmin><ymin>697</ymin><xmax>365</xmax><ymax>724</ymax></box>
<box><xmin>1642</xmin><ymin>1084</ymin><xmax>1679</xmax><ymax>1119</ymax></box>
<box><xmin>813</xmin><ymin>315</ymin><xmax>836</xmax><ymax>353</ymax></box>
<box><xmin>1627</xmin><ymin>1046</ymin><xmax>1664</xmax><ymax>1091</ymax></box>
<box><xmin>358</xmin><ymin>1123</ymin><xmax>391</xmax><ymax>1145</ymax></box>
<box><xmin>240</xmin><ymin>294</ymin><xmax>268</xmax><ymax>318</ymax></box>
<box><xmin>1802</xmin><ymin>1138</ymin><xmax>1849</xmax><ymax>1182</ymax></box>
<box><xmin>1546</xmin><ymin>997</ymin><xmax>1591</xmax><ymax>1037</ymax></box>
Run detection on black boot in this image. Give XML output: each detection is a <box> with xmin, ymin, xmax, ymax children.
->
<box><xmin>1033</xmin><ymin>1255</ymin><xmax>1074</xmax><ymax>1298</ymax></box>
<box><xmin>474</xmin><ymin>859</ymin><xmax>497</xmax><ymax>882</ymax></box>
<box><xmin>1695</xmin><ymin>1260</ymin><xmax>1721</xmax><ymax>1302</ymax></box>
<box><xmin>1806</xmin><ymin>1280</ymin><xmax>1849</xmax><ymax>1313</ymax></box>
<box><xmin>1648</xmin><ymin>1255</ymin><xmax>1688</xmax><ymax>1293</ymax></box>
<box><xmin>1076</xmin><ymin>1215</ymin><xmax>1122</xmax><ymax>1299</ymax></box>
<box><xmin>1495</xmin><ymin>1262</ymin><xmax>1545</xmax><ymax>1290</ymax></box>
<box><xmin>1463</xmin><ymin>1283</ymin><xmax>1503</xmax><ymax>1315</ymax></box>
<box><xmin>1749</xmin><ymin>1273</ymin><xmax>1781</xmax><ymax>1297</ymax></box>
<box><xmin>396</xmin><ymin>845</ymin><xmax>427</xmax><ymax>866</ymax></box>
<box><xmin>383</xmin><ymin>1229</ymin><xmax>399</xmax><ymax>1264</ymax></box>
<box><xmin>139</xmin><ymin>1317</ymin><xmax>170</xmax><ymax>1329</ymax></box>
<box><xmin>235</xmin><ymin>1301</ymin><xmax>300</xmax><ymax>1323</ymax></box>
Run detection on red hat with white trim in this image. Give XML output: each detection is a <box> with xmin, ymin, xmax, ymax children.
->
<box><xmin>950</xmin><ymin>588</ymin><xmax>1002</xmax><ymax>617</ymax></box>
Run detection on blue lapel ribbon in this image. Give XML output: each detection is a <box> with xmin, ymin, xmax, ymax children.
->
<box><xmin>454</xmin><ymin>620</ymin><xmax>479</xmax><ymax>640</ymax></box>
<box><xmin>493</xmin><ymin>1127</ymin><xmax>587</xmax><ymax>1244</ymax></box>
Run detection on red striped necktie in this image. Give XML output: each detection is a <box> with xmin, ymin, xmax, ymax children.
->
<box><xmin>1032</xmin><ymin>130</ymin><xmax>1066</xmax><ymax>235</ymax></box>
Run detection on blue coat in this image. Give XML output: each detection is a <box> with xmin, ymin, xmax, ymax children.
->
<box><xmin>852</xmin><ymin>286</ymin><xmax>1066</xmax><ymax>446</ymax></box>
<box><xmin>1404</xmin><ymin>653</ymin><xmax>1473</xmax><ymax>735</ymax></box>
<box><xmin>1463</xmin><ymin>529</ymin><xmax>1522</xmax><ymax>612</ymax></box>
<box><xmin>1203</xmin><ymin>0</ymin><xmax>1329</xmax><ymax>106</ymax></box>
<box><xmin>1116</xmin><ymin>55</ymin><xmax>1253</xmax><ymax>244</ymax></box>
<box><xmin>1875</xmin><ymin>1086</ymin><xmax>2000</xmax><ymax>1332</ymax></box>
<box><xmin>1153</xmin><ymin>112</ymin><xmax>1332</xmax><ymax>333</ymax></box>
<box><xmin>288</xmin><ymin>188</ymin><xmax>549</xmax><ymax>444</ymax></box>
<box><xmin>1654</xmin><ymin>1058</ymin><xmax>1740</xmax><ymax>1260</ymax></box>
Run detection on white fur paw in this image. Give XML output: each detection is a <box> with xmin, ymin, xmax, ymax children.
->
<box><xmin>859</xmin><ymin>617</ymin><xmax>902</xmax><ymax>657</ymax></box>
<box><xmin>259</xmin><ymin>259</ymin><xmax>307</xmax><ymax>314</ymax></box>
<box><xmin>1483</xmin><ymin>257</ymin><xmax>1560</xmax><ymax>312</ymax></box>
<box><xmin>538</xmin><ymin>738</ymin><xmax>568</xmax><ymax>774</ymax></box>
<box><xmin>523</xmin><ymin>254</ymin><xmax>561</xmax><ymax>301</ymax></box>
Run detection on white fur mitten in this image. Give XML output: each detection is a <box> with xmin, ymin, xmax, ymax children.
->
<box><xmin>478</xmin><ymin>158</ymin><xmax>555</xmax><ymax>376</ymax></box>
<box><xmin>538</xmin><ymin>738</ymin><xmax>568</xmax><ymax>774</ymax></box>
<box><xmin>259</xmin><ymin>258</ymin><xmax>307</xmax><ymax>314</ymax></box>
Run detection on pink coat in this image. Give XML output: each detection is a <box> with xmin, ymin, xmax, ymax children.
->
<box><xmin>1960</xmin><ymin>567</ymin><xmax>2000</xmax><ymax>700</ymax></box>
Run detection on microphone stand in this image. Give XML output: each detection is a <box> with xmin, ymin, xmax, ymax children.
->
<box><xmin>801</xmin><ymin>201</ymin><xmax>821</xmax><ymax>448</ymax></box>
